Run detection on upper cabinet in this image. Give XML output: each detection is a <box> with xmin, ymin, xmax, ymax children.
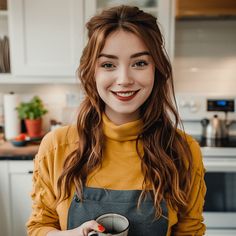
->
<box><xmin>84</xmin><ymin>0</ymin><xmax>175</xmax><ymax>60</ymax></box>
<box><xmin>0</xmin><ymin>0</ymin><xmax>174</xmax><ymax>83</ymax></box>
<box><xmin>8</xmin><ymin>0</ymin><xmax>84</xmax><ymax>78</ymax></box>
<box><xmin>176</xmin><ymin>0</ymin><xmax>236</xmax><ymax>19</ymax></box>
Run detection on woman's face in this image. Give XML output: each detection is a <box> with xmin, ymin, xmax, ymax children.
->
<box><xmin>95</xmin><ymin>30</ymin><xmax>155</xmax><ymax>125</ymax></box>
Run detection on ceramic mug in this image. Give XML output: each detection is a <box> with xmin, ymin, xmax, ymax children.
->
<box><xmin>88</xmin><ymin>213</ymin><xmax>129</xmax><ymax>236</ymax></box>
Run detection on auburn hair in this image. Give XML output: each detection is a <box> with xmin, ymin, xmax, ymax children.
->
<box><xmin>57</xmin><ymin>5</ymin><xmax>193</xmax><ymax>218</ymax></box>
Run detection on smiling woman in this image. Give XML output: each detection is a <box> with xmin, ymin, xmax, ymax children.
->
<box><xmin>95</xmin><ymin>30</ymin><xmax>155</xmax><ymax>125</ymax></box>
<box><xmin>27</xmin><ymin>5</ymin><xmax>206</xmax><ymax>236</ymax></box>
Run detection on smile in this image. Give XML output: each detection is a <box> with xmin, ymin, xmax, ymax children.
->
<box><xmin>111</xmin><ymin>90</ymin><xmax>140</xmax><ymax>101</ymax></box>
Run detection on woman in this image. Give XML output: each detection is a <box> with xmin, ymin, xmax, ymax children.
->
<box><xmin>27</xmin><ymin>5</ymin><xmax>206</xmax><ymax>236</ymax></box>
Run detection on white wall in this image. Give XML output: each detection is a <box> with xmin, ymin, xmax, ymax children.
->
<box><xmin>0</xmin><ymin>84</ymin><xmax>84</xmax><ymax>132</ymax></box>
<box><xmin>174</xmin><ymin>19</ymin><xmax>236</xmax><ymax>94</ymax></box>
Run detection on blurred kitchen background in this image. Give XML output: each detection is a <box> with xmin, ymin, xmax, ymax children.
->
<box><xmin>1</xmin><ymin>0</ymin><xmax>236</xmax><ymax>236</ymax></box>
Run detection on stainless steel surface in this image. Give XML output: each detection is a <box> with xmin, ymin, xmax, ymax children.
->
<box><xmin>201</xmin><ymin>115</ymin><xmax>231</xmax><ymax>139</ymax></box>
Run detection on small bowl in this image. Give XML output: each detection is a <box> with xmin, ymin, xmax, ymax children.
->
<box><xmin>11</xmin><ymin>140</ymin><xmax>27</xmax><ymax>147</ymax></box>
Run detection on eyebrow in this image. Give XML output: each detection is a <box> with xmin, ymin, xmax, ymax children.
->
<box><xmin>98</xmin><ymin>51</ymin><xmax>150</xmax><ymax>59</ymax></box>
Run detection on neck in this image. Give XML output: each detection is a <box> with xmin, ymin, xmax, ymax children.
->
<box><xmin>105</xmin><ymin>108</ymin><xmax>140</xmax><ymax>125</ymax></box>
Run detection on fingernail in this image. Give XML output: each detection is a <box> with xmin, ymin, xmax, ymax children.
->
<box><xmin>98</xmin><ymin>224</ymin><xmax>105</xmax><ymax>232</ymax></box>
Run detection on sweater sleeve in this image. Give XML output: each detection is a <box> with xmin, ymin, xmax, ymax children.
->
<box><xmin>26</xmin><ymin>133</ymin><xmax>60</xmax><ymax>236</ymax></box>
<box><xmin>173</xmin><ymin>140</ymin><xmax>207</xmax><ymax>236</ymax></box>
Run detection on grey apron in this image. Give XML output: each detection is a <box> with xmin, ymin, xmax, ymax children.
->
<box><xmin>67</xmin><ymin>187</ymin><xmax>168</xmax><ymax>236</ymax></box>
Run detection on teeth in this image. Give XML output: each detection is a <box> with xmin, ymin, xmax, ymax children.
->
<box><xmin>115</xmin><ymin>91</ymin><xmax>136</xmax><ymax>97</ymax></box>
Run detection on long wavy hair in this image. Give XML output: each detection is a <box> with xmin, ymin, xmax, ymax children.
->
<box><xmin>57</xmin><ymin>5</ymin><xmax>193</xmax><ymax>218</ymax></box>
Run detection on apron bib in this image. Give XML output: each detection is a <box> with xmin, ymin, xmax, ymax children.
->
<box><xmin>67</xmin><ymin>187</ymin><xmax>168</xmax><ymax>236</ymax></box>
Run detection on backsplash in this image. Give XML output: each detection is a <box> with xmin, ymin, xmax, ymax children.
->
<box><xmin>0</xmin><ymin>84</ymin><xmax>84</xmax><ymax>132</ymax></box>
<box><xmin>174</xmin><ymin>19</ymin><xmax>236</xmax><ymax>94</ymax></box>
<box><xmin>176</xmin><ymin>93</ymin><xmax>236</xmax><ymax>135</ymax></box>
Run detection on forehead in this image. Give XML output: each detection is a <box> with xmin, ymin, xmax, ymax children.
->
<box><xmin>100</xmin><ymin>29</ymin><xmax>148</xmax><ymax>55</ymax></box>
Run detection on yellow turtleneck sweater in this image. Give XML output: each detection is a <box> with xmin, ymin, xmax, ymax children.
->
<box><xmin>27</xmin><ymin>114</ymin><xmax>206</xmax><ymax>236</ymax></box>
<box><xmin>87</xmin><ymin>114</ymin><xmax>144</xmax><ymax>190</ymax></box>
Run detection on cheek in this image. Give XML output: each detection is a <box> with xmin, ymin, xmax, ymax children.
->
<box><xmin>137</xmin><ymin>70</ymin><xmax>155</xmax><ymax>89</ymax></box>
<box><xmin>147</xmin><ymin>67</ymin><xmax>155</xmax><ymax>88</ymax></box>
<box><xmin>95</xmin><ymin>70</ymin><xmax>114</xmax><ymax>90</ymax></box>
<box><xmin>95</xmin><ymin>77</ymin><xmax>110</xmax><ymax>96</ymax></box>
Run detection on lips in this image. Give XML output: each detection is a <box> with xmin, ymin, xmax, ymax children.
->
<box><xmin>111</xmin><ymin>90</ymin><xmax>140</xmax><ymax>101</ymax></box>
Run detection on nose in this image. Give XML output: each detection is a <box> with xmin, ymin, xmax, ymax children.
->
<box><xmin>116</xmin><ymin>66</ymin><xmax>134</xmax><ymax>86</ymax></box>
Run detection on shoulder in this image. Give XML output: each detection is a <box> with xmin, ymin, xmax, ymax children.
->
<box><xmin>34</xmin><ymin>125</ymin><xmax>78</xmax><ymax>182</ymax></box>
<box><xmin>37</xmin><ymin>125</ymin><xmax>78</xmax><ymax>157</ymax></box>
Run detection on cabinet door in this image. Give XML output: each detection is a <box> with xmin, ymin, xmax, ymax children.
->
<box><xmin>84</xmin><ymin>0</ymin><xmax>175</xmax><ymax>60</ymax></box>
<box><xmin>0</xmin><ymin>161</ymin><xmax>11</xmax><ymax>236</ymax></box>
<box><xmin>158</xmin><ymin>0</ymin><xmax>175</xmax><ymax>61</ymax></box>
<box><xmin>9</xmin><ymin>161</ymin><xmax>34</xmax><ymax>236</ymax></box>
<box><xmin>8</xmin><ymin>0</ymin><xmax>84</xmax><ymax>77</ymax></box>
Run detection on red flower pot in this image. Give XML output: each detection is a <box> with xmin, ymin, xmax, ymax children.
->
<box><xmin>25</xmin><ymin>118</ymin><xmax>42</xmax><ymax>138</ymax></box>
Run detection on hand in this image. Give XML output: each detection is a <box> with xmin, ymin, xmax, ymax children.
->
<box><xmin>74</xmin><ymin>220</ymin><xmax>105</xmax><ymax>236</ymax></box>
<box><xmin>47</xmin><ymin>220</ymin><xmax>105</xmax><ymax>236</ymax></box>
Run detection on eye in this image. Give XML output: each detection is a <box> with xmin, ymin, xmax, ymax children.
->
<box><xmin>132</xmin><ymin>60</ymin><xmax>149</xmax><ymax>68</ymax></box>
<box><xmin>101</xmin><ymin>62</ymin><xmax>115</xmax><ymax>70</ymax></box>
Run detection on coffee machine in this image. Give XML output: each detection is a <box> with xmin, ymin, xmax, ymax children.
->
<box><xmin>200</xmin><ymin>99</ymin><xmax>236</xmax><ymax>147</ymax></box>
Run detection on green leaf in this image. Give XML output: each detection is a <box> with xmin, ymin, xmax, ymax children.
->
<box><xmin>15</xmin><ymin>96</ymin><xmax>48</xmax><ymax>120</ymax></box>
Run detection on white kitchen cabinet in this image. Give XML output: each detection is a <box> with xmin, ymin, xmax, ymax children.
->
<box><xmin>1</xmin><ymin>0</ymin><xmax>175</xmax><ymax>83</ymax></box>
<box><xmin>84</xmin><ymin>0</ymin><xmax>175</xmax><ymax>60</ymax></box>
<box><xmin>0</xmin><ymin>160</ymin><xmax>34</xmax><ymax>236</ymax></box>
<box><xmin>8</xmin><ymin>0</ymin><xmax>84</xmax><ymax>78</ymax></box>
<box><xmin>8</xmin><ymin>161</ymin><xmax>34</xmax><ymax>236</ymax></box>
<box><xmin>0</xmin><ymin>161</ymin><xmax>11</xmax><ymax>236</ymax></box>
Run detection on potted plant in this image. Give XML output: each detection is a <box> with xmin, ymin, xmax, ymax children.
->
<box><xmin>16</xmin><ymin>96</ymin><xmax>48</xmax><ymax>138</ymax></box>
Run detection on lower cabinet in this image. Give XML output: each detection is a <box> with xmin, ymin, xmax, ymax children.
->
<box><xmin>0</xmin><ymin>160</ymin><xmax>33</xmax><ymax>236</ymax></box>
<box><xmin>0</xmin><ymin>161</ymin><xmax>11</xmax><ymax>236</ymax></box>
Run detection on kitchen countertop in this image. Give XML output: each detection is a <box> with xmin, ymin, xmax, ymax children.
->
<box><xmin>201</xmin><ymin>146</ymin><xmax>236</xmax><ymax>157</ymax></box>
<box><xmin>0</xmin><ymin>141</ymin><xmax>39</xmax><ymax>160</ymax></box>
<box><xmin>193</xmin><ymin>135</ymin><xmax>236</xmax><ymax>157</ymax></box>
<box><xmin>1</xmin><ymin>140</ymin><xmax>236</xmax><ymax>160</ymax></box>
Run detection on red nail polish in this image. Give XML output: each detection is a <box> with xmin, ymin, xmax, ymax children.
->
<box><xmin>98</xmin><ymin>225</ymin><xmax>105</xmax><ymax>232</ymax></box>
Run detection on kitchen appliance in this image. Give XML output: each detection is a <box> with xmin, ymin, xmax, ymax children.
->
<box><xmin>194</xmin><ymin>132</ymin><xmax>236</xmax><ymax>230</ymax></box>
<box><xmin>202</xmin><ymin>154</ymin><xmax>236</xmax><ymax>230</ymax></box>
<box><xmin>177</xmin><ymin>95</ymin><xmax>236</xmax><ymax>230</ymax></box>
<box><xmin>200</xmin><ymin>99</ymin><xmax>235</xmax><ymax>139</ymax></box>
<box><xmin>197</xmin><ymin>99</ymin><xmax>236</xmax><ymax>229</ymax></box>
<box><xmin>201</xmin><ymin>115</ymin><xmax>230</xmax><ymax>139</ymax></box>
<box><xmin>195</xmin><ymin>135</ymin><xmax>236</xmax><ymax>148</ymax></box>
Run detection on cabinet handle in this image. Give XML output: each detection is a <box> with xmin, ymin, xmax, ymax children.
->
<box><xmin>28</xmin><ymin>170</ymin><xmax>33</xmax><ymax>174</ymax></box>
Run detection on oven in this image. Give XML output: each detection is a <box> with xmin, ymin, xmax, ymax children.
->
<box><xmin>178</xmin><ymin>96</ymin><xmax>236</xmax><ymax>231</ymax></box>
<box><xmin>203</xmin><ymin>153</ymin><xmax>236</xmax><ymax>229</ymax></box>
<box><xmin>195</xmin><ymin>135</ymin><xmax>236</xmax><ymax>230</ymax></box>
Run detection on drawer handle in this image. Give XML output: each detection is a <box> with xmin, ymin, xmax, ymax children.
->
<box><xmin>28</xmin><ymin>170</ymin><xmax>33</xmax><ymax>174</ymax></box>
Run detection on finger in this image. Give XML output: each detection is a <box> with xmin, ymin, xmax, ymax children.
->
<box><xmin>86</xmin><ymin>220</ymin><xmax>105</xmax><ymax>232</ymax></box>
<box><xmin>81</xmin><ymin>220</ymin><xmax>105</xmax><ymax>233</ymax></box>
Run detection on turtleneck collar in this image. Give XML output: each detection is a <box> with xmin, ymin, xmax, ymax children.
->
<box><xmin>102</xmin><ymin>113</ymin><xmax>142</xmax><ymax>141</ymax></box>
